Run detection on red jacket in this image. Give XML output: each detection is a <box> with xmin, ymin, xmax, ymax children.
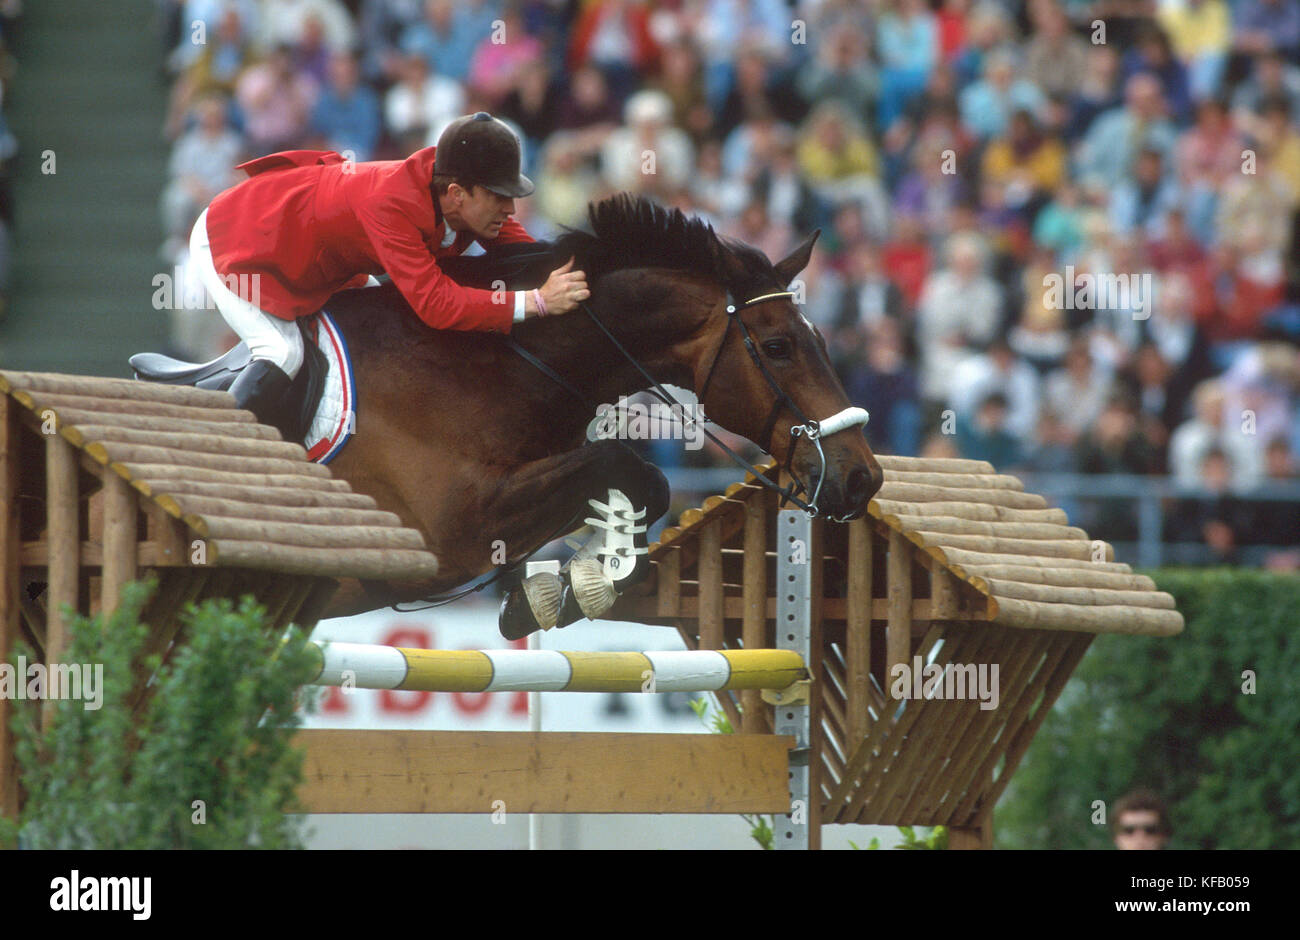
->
<box><xmin>205</xmin><ymin>146</ymin><xmax>535</xmax><ymax>332</ymax></box>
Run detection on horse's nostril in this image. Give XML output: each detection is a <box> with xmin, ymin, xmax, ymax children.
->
<box><xmin>846</xmin><ymin>467</ymin><xmax>871</xmax><ymax>510</ymax></box>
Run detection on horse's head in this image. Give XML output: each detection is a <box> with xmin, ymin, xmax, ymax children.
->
<box><xmin>553</xmin><ymin>194</ymin><xmax>882</xmax><ymax>520</ymax></box>
<box><xmin>684</xmin><ymin>229</ymin><xmax>884</xmax><ymax>519</ymax></box>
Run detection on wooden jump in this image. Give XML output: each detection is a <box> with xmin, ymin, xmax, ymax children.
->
<box><xmin>0</xmin><ymin>370</ymin><xmax>1184</xmax><ymax>849</ymax></box>
<box><xmin>306</xmin><ymin>642</ymin><xmax>808</xmax><ymax>693</ymax></box>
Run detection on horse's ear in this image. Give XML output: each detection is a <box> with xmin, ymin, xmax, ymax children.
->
<box><xmin>773</xmin><ymin>230</ymin><xmax>820</xmax><ymax>287</ymax></box>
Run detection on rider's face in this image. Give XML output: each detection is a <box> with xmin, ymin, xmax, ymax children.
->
<box><xmin>442</xmin><ymin>183</ymin><xmax>516</xmax><ymax>241</ymax></box>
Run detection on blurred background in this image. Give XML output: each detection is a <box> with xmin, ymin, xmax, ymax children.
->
<box><xmin>2</xmin><ymin>0</ymin><xmax>1295</xmax><ymax>567</ymax></box>
<box><xmin>0</xmin><ymin>0</ymin><xmax>1294</xmax><ymax>849</ymax></box>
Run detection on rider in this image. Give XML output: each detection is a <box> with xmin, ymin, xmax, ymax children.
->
<box><xmin>190</xmin><ymin>111</ymin><xmax>589</xmax><ymax>433</ymax></box>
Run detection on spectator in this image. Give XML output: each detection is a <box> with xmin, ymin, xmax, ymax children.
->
<box><xmin>839</xmin><ymin>318</ymin><xmax>922</xmax><ymax>457</ymax></box>
<box><xmin>981</xmin><ymin>109</ymin><xmax>1067</xmax><ymax>215</ymax></box>
<box><xmin>950</xmin><ymin>336</ymin><xmax>1042</xmax><ymax>441</ymax></box>
<box><xmin>1232</xmin><ymin>0</ymin><xmax>1300</xmax><ymax>61</ymax></box>
<box><xmin>1109</xmin><ymin>147</ymin><xmax>1182</xmax><ymax>239</ymax></box>
<box><xmin>915</xmin><ymin>231</ymin><xmax>1002</xmax><ymax>404</ymax></box>
<box><xmin>955</xmin><ymin>391</ymin><xmax>1026</xmax><ymax>467</ymax></box>
<box><xmin>401</xmin><ymin>0</ymin><xmax>482</xmax><ymax>85</ymax></box>
<box><xmin>465</xmin><ymin>3</ymin><xmax>543</xmax><ymax>109</ymax></box>
<box><xmin>599</xmin><ymin>89</ymin><xmax>694</xmax><ymax>197</ymax></box>
<box><xmin>1076</xmin><ymin>394</ymin><xmax>1160</xmax><ymax>476</ymax></box>
<box><xmin>1121</xmin><ymin>22</ymin><xmax>1193</xmax><ymax>124</ymax></box>
<box><xmin>795</xmin><ymin>101</ymin><xmax>885</xmax><ymax>217</ymax></box>
<box><xmin>161</xmin><ymin>95</ymin><xmax>244</xmax><ymax>262</ymax></box>
<box><xmin>567</xmin><ymin>0</ymin><xmax>661</xmax><ymax>104</ymax></box>
<box><xmin>715</xmin><ymin>45</ymin><xmax>805</xmax><ymax>141</ymax></box>
<box><xmin>1166</xmin><ymin>447</ymin><xmax>1255</xmax><ymax>561</ymax></box>
<box><xmin>310</xmin><ymin>51</ymin><xmax>381</xmax><ymax>161</ymax></box>
<box><xmin>1112</xmin><ymin>790</ymin><xmax>1172</xmax><ymax>850</ymax></box>
<box><xmin>1064</xmin><ymin>43</ymin><xmax>1124</xmax><ymax>142</ymax></box>
<box><xmin>258</xmin><ymin>0</ymin><xmax>356</xmax><ymax>55</ymax></box>
<box><xmin>833</xmin><ymin>240</ymin><xmax>906</xmax><ymax>333</ymax></box>
<box><xmin>1168</xmin><ymin>379</ymin><xmax>1262</xmax><ymax>491</ymax></box>
<box><xmin>649</xmin><ymin>40</ymin><xmax>713</xmax><ymax>147</ymax></box>
<box><xmin>383</xmin><ymin>52</ymin><xmax>465</xmax><ymax>153</ymax></box>
<box><xmin>795</xmin><ymin>21</ymin><xmax>878</xmax><ymax>119</ymax></box>
<box><xmin>749</xmin><ymin>129</ymin><xmax>824</xmax><ymax>236</ymax></box>
<box><xmin>1045</xmin><ymin>337</ymin><xmax>1114</xmax><ymax>444</ymax></box>
<box><xmin>875</xmin><ymin>0</ymin><xmax>938</xmax><ymax>131</ymax></box>
<box><xmin>1157</xmin><ymin>0</ymin><xmax>1232</xmax><ymax>102</ymax></box>
<box><xmin>1024</xmin><ymin>0</ymin><xmax>1090</xmax><ymax>100</ymax></box>
<box><xmin>958</xmin><ymin>47</ymin><xmax>1046</xmax><ymax>142</ymax></box>
<box><xmin>234</xmin><ymin>44</ymin><xmax>319</xmax><ymax>154</ymax></box>
<box><xmin>1076</xmin><ymin>72</ymin><xmax>1177</xmax><ymax>193</ymax></box>
<box><xmin>358</xmin><ymin>0</ymin><xmax>427</xmax><ymax>85</ymax></box>
<box><xmin>165</xmin><ymin>4</ymin><xmax>255</xmax><ymax>140</ymax></box>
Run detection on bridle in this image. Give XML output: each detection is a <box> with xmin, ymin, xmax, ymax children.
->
<box><xmin>507</xmin><ymin>288</ymin><xmax>870</xmax><ymax>520</ymax></box>
<box><xmin>693</xmin><ymin>289</ymin><xmax>870</xmax><ymax>519</ymax></box>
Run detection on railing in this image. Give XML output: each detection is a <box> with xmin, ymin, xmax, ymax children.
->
<box><xmin>658</xmin><ymin>468</ymin><xmax>1300</xmax><ymax>569</ymax></box>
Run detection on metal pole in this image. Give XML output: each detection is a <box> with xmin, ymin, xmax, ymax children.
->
<box><xmin>524</xmin><ymin>559</ymin><xmax>561</xmax><ymax>850</ymax></box>
<box><xmin>773</xmin><ymin>511</ymin><xmax>812</xmax><ymax>850</ymax></box>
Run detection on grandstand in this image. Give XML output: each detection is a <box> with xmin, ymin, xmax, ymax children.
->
<box><xmin>3</xmin><ymin>0</ymin><xmax>1298</xmax><ymax>564</ymax></box>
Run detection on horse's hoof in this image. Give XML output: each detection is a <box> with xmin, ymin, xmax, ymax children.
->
<box><xmin>497</xmin><ymin>571</ymin><xmax>562</xmax><ymax>640</ymax></box>
<box><xmin>569</xmin><ymin>558</ymin><xmax>616</xmax><ymax>619</ymax></box>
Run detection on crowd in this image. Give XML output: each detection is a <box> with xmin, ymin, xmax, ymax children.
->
<box><xmin>154</xmin><ymin>0</ymin><xmax>1300</xmax><ymax>560</ymax></box>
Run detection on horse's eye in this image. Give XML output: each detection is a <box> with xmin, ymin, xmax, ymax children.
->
<box><xmin>762</xmin><ymin>338</ymin><xmax>793</xmax><ymax>359</ymax></box>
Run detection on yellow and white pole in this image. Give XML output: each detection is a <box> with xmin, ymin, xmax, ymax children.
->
<box><xmin>304</xmin><ymin>644</ymin><xmax>808</xmax><ymax>694</ymax></box>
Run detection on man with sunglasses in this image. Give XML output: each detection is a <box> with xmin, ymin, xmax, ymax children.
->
<box><xmin>1112</xmin><ymin>789</ymin><xmax>1173</xmax><ymax>849</ymax></box>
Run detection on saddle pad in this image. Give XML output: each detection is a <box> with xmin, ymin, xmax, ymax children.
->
<box><xmin>303</xmin><ymin>310</ymin><xmax>356</xmax><ymax>464</ymax></box>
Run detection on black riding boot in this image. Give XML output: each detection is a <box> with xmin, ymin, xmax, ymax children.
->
<box><xmin>227</xmin><ymin>359</ymin><xmax>295</xmax><ymax>440</ymax></box>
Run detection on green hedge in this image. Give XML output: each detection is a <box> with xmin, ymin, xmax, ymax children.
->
<box><xmin>995</xmin><ymin>570</ymin><xmax>1300</xmax><ymax>850</ymax></box>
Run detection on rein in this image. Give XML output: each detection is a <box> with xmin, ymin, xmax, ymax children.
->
<box><xmin>509</xmin><ymin>289</ymin><xmax>869</xmax><ymax>520</ymax></box>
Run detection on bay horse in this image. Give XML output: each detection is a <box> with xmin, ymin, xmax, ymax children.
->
<box><xmin>155</xmin><ymin>194</ymin><xmax>884</xmax><ymax>633</ymax></box>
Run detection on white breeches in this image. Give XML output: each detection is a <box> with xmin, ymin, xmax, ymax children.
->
<box><xmin>190</xmin><ymin>207</ymin><xmax>305</xmax><ymax>378</ymax></box>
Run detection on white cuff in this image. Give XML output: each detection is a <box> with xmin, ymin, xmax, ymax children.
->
<box><xmin>513</xmin><ymin>291</ymin><xmax>526</xmax><ymax>323</ymax></box>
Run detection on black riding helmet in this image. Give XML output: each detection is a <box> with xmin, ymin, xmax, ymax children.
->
<box><xmin>433</xmin><ymin>112</ymin><xmax>534</xmax><ymax>198</ymax></box>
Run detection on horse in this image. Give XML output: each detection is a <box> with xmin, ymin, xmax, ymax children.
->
<box><xmin>145</xmin><ymin>193</ymin><xmax>884</xmax><ymax>635</ymax></box>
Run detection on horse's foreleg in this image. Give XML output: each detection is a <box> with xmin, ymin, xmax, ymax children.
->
<box><xmin>489</xmin><ymin>440</ymin><xmax>669</xmax><ymax>639</ymax></box>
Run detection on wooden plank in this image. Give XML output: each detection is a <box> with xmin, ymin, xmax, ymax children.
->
<box><xmin>741</xmin><ymin>489</ymin><xmax>767</xmax><ymax>733</ymax></box>
<box><xmin>100</xmin><ymin>470</ymin><xmax>138</xmax><ymax>614</ymax></box>
<box><xmin>886</xmin><ymin>529</ymin><xmax>912</xmax><ymax>700</ymax></box>
<box><xmin>605</xmin><ymin>593</ymin><xmax>947</xmax><ymax>625</ymax></box>
<box><xmin>846</xmin><ymin>517</ymin><xmax>872</xmax><ymax>743</ymax></box>
<box><xmin>931</xmin><ymin>567</ymin><xmax>958</xmax><ymax>621</ymax></box>
<box><xmin>0</xmin><ymin>395</ymin><xmax>20</xmax><ymax>817</ymax></box>
<box><xmin>655</xmin><ymin>549</ymin><xmax>680</xmax><ymax>619</ymax></box>
<box><xmin>294</xmin><ymin>730</ymin><xmax>795</xmax><ymax>815</ymax></box>
<box><xmin>44</xmin><ymin>434</ymin><xmax>79</xmax><ymax>675</ymax></box>
<box><xmin>697</xmin><ymin>519</ymin><xmax>723</xmax><ymax>651</ymax></box>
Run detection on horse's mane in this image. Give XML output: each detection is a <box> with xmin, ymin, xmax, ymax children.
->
<box><xmin>552</xmin><ymin>193</ymin><xmax>780</xmax><ymax>297</ymax></box>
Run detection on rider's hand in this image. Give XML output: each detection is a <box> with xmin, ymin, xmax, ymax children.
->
<box><xmin>535</xmin><ymin>256</ymin><xmax>589</xmax><ymax>316</ymax></box>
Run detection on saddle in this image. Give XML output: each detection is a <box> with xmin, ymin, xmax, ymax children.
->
<box><xmin>129</xmin><ymin>240</ymin><xmax>560</xmax><ymax>444</ymax></box>
<box><xmin>129</xmin><ymin>321</ymin><xmax>328</xmax><ymax>445</ymax></box>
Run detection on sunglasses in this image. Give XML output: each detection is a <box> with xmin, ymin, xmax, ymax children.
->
<box><xmin>1120</xmin><ymin>824</ymin><xmax>1164</xmax><ymax>836</ymax></box>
